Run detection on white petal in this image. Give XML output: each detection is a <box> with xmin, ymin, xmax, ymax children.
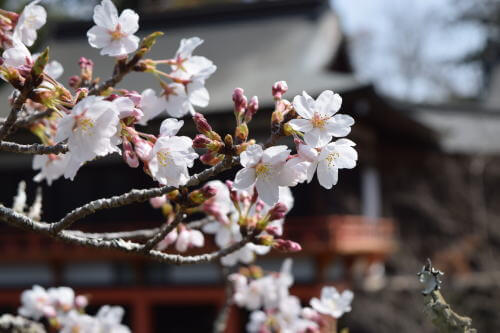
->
<box><xmin>262</xmin><ymin>145</ymin><xmax>290</xmax><ymax>165</ymax></box>
<box><xmin>188</xmin><ymin>81</ymin><xmax>210</xmax><ymax>107</ymax></box>
<box><xmin>317</xmin><ymin>162</ymin><xmax>338</xmax><ymax>189</ymax></box>
<box><xmin>288</xmin><ymin>118</ymin><xmax>313</xmax><ymax>132</ymax></box>
<box><xmin>292</xmin><ymin>91</ymin><xmax>314</xmax><ymax>119</ymax></box>
<box><xmin>234</xmin><ymin>167</ymin><xmax>256</xmax><ymax>189</ymax></box>
<box><xmin>118</xmin><ymin>9</ymin><xmax>139</xmax><ymax>34</ymax></box>
<box><xmin>176</xmin><ymin>37</ymin><xmax>203</xmax><ymax>59</ymax></box>
<box><xmin>316</xmin><ymin>90</ymin><xmax>342</xmax><ymax>117</ymax></box>
<box><xmin>93</xmin><ymin>0</ymin><xmax>118</xmax><ymax>30</ymax></box>
<box><xmin>256</xmin><ymin>177</ymin><xmax>279</xmax><ymax>205</ymax></box>
<box><xmin>87</xmin><ymin>25</ymin><xmax>112</xmax><ymax>48</ymax></box>
<box><xmin>240</xmin><ymin>144</ymin><xmax>262</xmax><ymax>167</ymax></box>
<box><xmin>159</xmin><ymin>118</ymin><xmax>184</xmax><ymax>137</ymax></box>
<box><xmin>304</xmin><ymin>127</ymin><xmax>329</xmax><ymax>148</ymax></box>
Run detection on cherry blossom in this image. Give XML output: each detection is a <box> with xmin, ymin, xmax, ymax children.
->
<box><xmin>13</xmin><ymin>0</ymin><xmax>47</xmax><ymax>47</ymax></box>
<box><xmin>289</xmin><ymin>90</ymin><xmax>354</xmax><ymax>148</ymax></box>
<box><xmin>300</xmin><ymin>139</ymin><xmax>357</xmax><ymax>190</ymax></box>
<box><xmin>233</xmin><ymin>144</ymin><xmax>291</xmax><ymax>205</ymax></box>
<box><xmin>18</xmin><ymin>285</ymin><xmax>52</xmax><ymax>320</ymax></box>
<box><xmin>162</xmin><ymin>37</ymin><xmax>216</xmax><ymax>117</ymax></box>
<box><xmin>310</xmin><ymin>286</ymin><xmax>353</xmax><ymax>319</ymax></box>
<box><xmin>55</xmin><ymin>96</ymin><xmax>120</xmax><ymax>180</ymax></box>
<box><xmin>87</xmin><ymin>0</ymin><xmax>140</xmax><ymax>57</ymax></box>
<box><xmin>148</xmin><ymin>119</ymin><xmax>197</xmax><ymax>186</ymax></box>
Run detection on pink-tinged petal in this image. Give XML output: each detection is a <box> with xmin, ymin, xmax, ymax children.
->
<box><xmin>188</xmin><ymin>81</ymin><xmax>210</xmax><ymax>107</ymax></box>
<box><xmin>288</xmin><ymin>118</ymin><xmax>313</xmax><ymax>132</ymax></box>
<box><xmin>240</xmin><ymin>144</ymin><xmax>262</xmax><ymax>167</ymax></box>
<box><xmin>262</xmin><ymin>145</ymin><xmax>290</xmax><ymax>165</ymax></box>
<box><xmin>3</xmin><ymin>43</ymin><xmax>31</xmax><ymax>68</ymax></box>
<box><xmin>93</xmin><ymin>0</ymin><xmax>118</xmax><ymax>30</ymax></box>
<box><xmin>118</xmin><ymin>9</ymin><xmax>139</xmax><ymax>34</ymax></box>
<box><xmin>87</xmin><ymin>25</ymin><xmax>112</xmax><ymax>48</ymax></box>
<box><xmin>316</xmin><ymin>90</ymin><xmax>342</xmax><ymax>117</ymax></box>
<box><xmin>234</xmin><ymin>167</ymin><xmax>256</xmax><ymax>190</ymax></box>
<box><xmin>317</xmin><ymin>161</ymin><xmax>338</xmax><ymax>189</ymax></box>
<box><xmin>292</xmin><ymin>92</ymin><xmax>314</xmax><ymax>119</ymax></box>
<box><xmin>256</xmin><ymin>177</ymin><xmax>279</xmax><ymax>205</ymax></box>
<box><xmin>63</xmin><ymin>155</ymin><xmax>83</xmax><ymax>181</ymax></box>
<box><xmin>159</xmin><ymin>118</ymin><xmax>184</xmax><ymax>137</ymax></box>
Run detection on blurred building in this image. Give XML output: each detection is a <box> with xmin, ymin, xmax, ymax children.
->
<box><xmin>0</xmin><ymin>0</ymin><xmax>443</xmax><ymax>331</ymax></box>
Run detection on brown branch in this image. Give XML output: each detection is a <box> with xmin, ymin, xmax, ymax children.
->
<box><xmin>0</xmin><ymin>141</ymin><xmax>68</xmax><ymax>154</ymax></box>
<box><xmin>50</xmin><ymin>156</ymin><xmax>238</xmax><ymax>233</ymax></box>
<box><xmin>0</xmin><ymin>204</ymin><xmax>254</xmax><ymax>265</ymax></box>
<box><xmin>0</xmin><ymin>78</ymin><xmax>34</xmax><ymax>141</ymax></box>
<box><xmin>140</xmin><ymin>210</ymin><xmax>185</xmax><ymax>252</ymax></box>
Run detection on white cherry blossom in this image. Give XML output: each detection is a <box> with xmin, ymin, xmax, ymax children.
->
<box><xmin>55</xmin><ymin>96</ymin><xmax>120</xmax><ymax>180</ymax></box>
<box><xmin>289</xmin><ymin>90</ymin><xmax>354</xmax><ymax>148</ymax></box>
<box><xmin>13</xmin><ymin>0</ymin><xmax>47</xmax><ymax>47</ymax></box>
<box><xmin>18</xmin><ymin>285</ymin><xmax>52</xmax><ymax>320</ymax></box>
<box><xmin>310</xmin><ymin>286</ymin><xmax>353</xmax><ymax>319</ymax></box>
<box><xmin>233</xmin><ymin>144</ymin><xmax>290</xmax><ymax>205</ymax></box>
<box><xmin>87</xmin><ymin>0</ymin><xmax>140</xmax><ymax>57</ymax></box>
<box><xmin>48</xmin><ymin>287</ymin><xmax>75</xmax><ymax>312</ymax></box>
<box><xmin>306</xmin><ymin>139</ymin><xmax>357</xmax><ymax>190</ymax></box>
<box><xmin>163</xmin><ymin>81</ymin><xmax>211</xmax><ymax>118</ymax></box>
<box><xmin>148</xmin><ymin>135</ymin><xmax>198</xmax><ymax>186</ymax></box>
<box><xmin>95</xmin><ymin>305</ymin><xmax>131</xmax><ymax>333</ymax></box>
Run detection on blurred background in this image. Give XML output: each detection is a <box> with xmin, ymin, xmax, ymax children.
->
<box><xmin>1</xmin><ymin>0</ymin><xmax>500</xmax><ymax>331</ymax></box>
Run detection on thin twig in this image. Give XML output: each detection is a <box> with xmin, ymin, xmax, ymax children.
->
<box><xmin>141</xmin><ymin>210</ymin><xmax>185</xmax><ymax>253</ymax></box>
<box><xmin>0</xmin><ymin>78</ymin><xmax>34</xmax><ymax>141</ymax></box>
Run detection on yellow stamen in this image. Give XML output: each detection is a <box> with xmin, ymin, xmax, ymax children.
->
<box><xmin>311</xmin><ymin>113</ymin><xmax>327</xmax><ymax>129</ymax></box>
<box><xmin>325</xmin><ymin>152</ymin><xmax>340</xmax><ymax>167</ymax></box>
<box><xmin>156</xmin><ymin>151</ymin><xmax>170</xmax><ymax>166</ymax></box>
<box><xmin>255</xmin><ymin>163</ymin><xmax>270</xmax><ymax>178</ymax></box>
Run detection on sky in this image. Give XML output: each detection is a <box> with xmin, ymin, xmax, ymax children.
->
<box><xmin>331</xmin><ymin>0</ymin><xmax>487</xmax><ymax>102</ymax></box>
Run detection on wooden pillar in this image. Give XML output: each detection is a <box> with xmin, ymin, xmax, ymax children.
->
<box><xmin>132</xmin><ymin>298</ymin><xmax>152</xmax><ymax>333</ymax></box>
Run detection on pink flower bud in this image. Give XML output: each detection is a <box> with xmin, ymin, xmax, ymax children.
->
<box><xmin>265</xmin><ymin>225</ymin><xmax>281</xmax><ymax>237</ymax></box>
<box><xmin>273</xmin><ymin>239</ymin><xmax>302</xmax><ymax>252</ymax></box>
<box><xmin>75</xmin><ymin>295</ymin><xmax>88</xmax><ymax>309</ymax></box>
<box><xmin>150</xmin><ymin>195</ymin><xmax>167</xmax><ymax>208</ymax></box>
<box><xmin>254</xmin><ymin>200</ymin><xmax>265</xmax><ymax>214</ymax></box>
<box><xmin>68</xmin><ymin>75</ymin><xmax>81</xmax><ymax>88</ymax></box>
<box><xmin>202</xmin><ymin>184</ymin><xmax>217</xmax><ymax>198</ymax></box>
<box><xmin>245</xmin><ymin>96</ymin><xmax>259</xmax><ymax>122</ymax></box>
<box><xmin>232</xmin><ymin>87</ymin><xmax>247</xmax><ymax>116</ymax></box>
<box><xmin>272</xmin><ymin>81</ymin><xmax>288</xmax><ymax>100</ymax></box>
<box><xmin>133</xmin><ymin>137</ymin><xmax>153</xmax><ymax>161</ymax></box>
<box><xmin>124</xmin><ymin>150</ymin><xmax>139</xmax><ymax>168</ymax></box>
<box><xmin>78</xmin><ymin>57</ymin><xmax>94</xmax><ymax>70</ymax></box>
<box><xmin>193</xmin><ymin>134</ymin><xmax>211</xmax><ymax>148</ymax></box>
<box><xmin>269</xmin><ymin>202</ymin><xmax>287</xmax><ymax>220</ymax></box>
<box><xmin>193</xmin><ymin>113</ymin><xmax>212</xmax><ymax>134</ymax></box>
